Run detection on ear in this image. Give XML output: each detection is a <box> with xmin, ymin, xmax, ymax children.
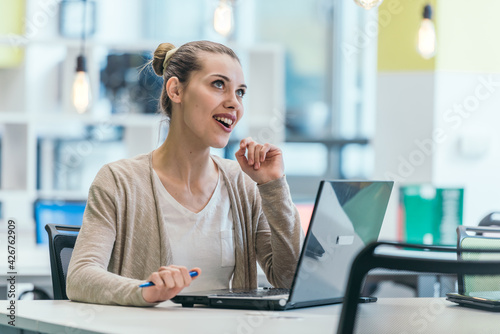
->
<box><xmin>166</xmin><ymin>77</ymin><xmax>182</xmax><ymax>104</ymax></box>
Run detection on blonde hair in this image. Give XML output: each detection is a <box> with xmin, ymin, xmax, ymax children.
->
<box><xmin>151</xmin><ymin>40</ymin><xmax>240</xmax><ymax>119</ymax></box>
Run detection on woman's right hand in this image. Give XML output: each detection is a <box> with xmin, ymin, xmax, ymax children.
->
<box><xmin>141</xmin><ymin>265</ymin><xmax>201</xmax><ymax>303</ymax></box>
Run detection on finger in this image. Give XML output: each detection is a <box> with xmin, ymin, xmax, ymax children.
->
<box><xmin>168</xmin><ymin>265</ymin><xmax>188</xmax><ymax>272</ymax></box>
<box><xmin>159</xmin><ymin>270</ymin><xmax>176</xmax><ymax>289</ymax></box>
<box><xmin>246</xmin><ymin>141</ymin><xmax>257</xmax><ymax>165</ymax></box>
<box><xmin>170</xmin><ymin>268</ymin><xmax>186</xmax><ymax>288</ymax></box>
<box><xmin>170</xmin><ymin>266</ymin><xmax>191</xmax><ymax>285</ymax></box>
<box><xmin>239</xmin><ymin>137</ymin><xmax>253</xmax><ymax>148</ymax></box>
<box><xmin>149</xmin><ymin>272</ymin><xmax>165</xmax><ymax>288</ymax></box>
<box><xmin>239</xmin><ymin>137</ymin><xmax>258</xmax><ymax>165</ymax></box>
<box><xmin>235</xmin><ymin>144</ymin><xmax>248</xmax><ymax>163</ymax></box>
<box><xmin>190</xmin><ymin>267</ymin><xmax>202</xmax><ymax>280</ymax></box>
<box><xmin>253</xmin><ymin>144</ymin><xmax>264</xmax><ymax>169</ymax></box>
<box><xmin>260</xmin><ymin>143</ymin><xmax>272</xmax><ymax>162</ymax></box>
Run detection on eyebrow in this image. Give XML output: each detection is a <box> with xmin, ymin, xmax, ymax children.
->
<box><xmin>210</xmin><ymin>74</ymin><xmax>247</xmax><ymax>89</ymax></box>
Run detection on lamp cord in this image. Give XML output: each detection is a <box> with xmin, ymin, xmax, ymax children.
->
<box><xmin>80</xmin><ymin>0</ymin><xmax>87</xmax><ymax>56</ymax></box>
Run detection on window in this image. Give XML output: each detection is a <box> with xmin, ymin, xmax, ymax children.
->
<box><xmin>253</xmin><ymin>0</ymin><xmax>377</xmax><ymax>198</ymax></box>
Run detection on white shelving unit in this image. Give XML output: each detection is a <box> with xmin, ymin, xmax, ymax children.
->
<box><xmin>0</xmin><ymin>108</ymin><xmax>162</xmax><ymax>235</ymax></box>
<box><xmin>0</xmin><ymin>1</ymin><xmax>165</xmax><ymax>233</ymax></box>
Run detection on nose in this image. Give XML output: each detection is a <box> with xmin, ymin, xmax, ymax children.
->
<box><xmin>223</xmin><ymin>91</ymin><xmax>241</xmax><ymax>110</ymax></box>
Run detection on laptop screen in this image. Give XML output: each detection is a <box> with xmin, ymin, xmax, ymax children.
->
<box><xmin>289</xmin><ymin>181</ymin><xmax>393</xmax><ymax>305</ymax></box>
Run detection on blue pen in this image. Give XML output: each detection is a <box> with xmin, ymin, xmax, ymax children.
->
<box><xmin>139</xmin><ymin>270</ymin><xmax>198</xmax><ymax>288</ymax></box>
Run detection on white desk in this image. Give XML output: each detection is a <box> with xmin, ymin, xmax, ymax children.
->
<box><xmin>0</xmin><ymin>298</ymin><xmax>498</xmax><ymax>334</ymax></box>
<box><xmin>0</xmin><ymin>235</ymin><xmax>52</xmax><ymax>298</ymax></box>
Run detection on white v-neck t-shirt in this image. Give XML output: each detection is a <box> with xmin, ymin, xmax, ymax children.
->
<box><xmin>153</xmin><ymin>169</ymin><xmax>235</xmax><ymax>292</ymax></box>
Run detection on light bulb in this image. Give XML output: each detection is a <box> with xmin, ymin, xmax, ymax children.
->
<box><xmin>213</xmin><ymin>0</ymin><xmax>233</xmax><ymax>36</ymax></box>
<box><xmin>417</xmin><ymin>5</ymin><xmax>436</xmax><ymax>59</ymax></box>
<box><xmin>418</xmin><ymin>19</ymin><xmax>436</xmax><ymax>59</ymax></box>
<box><xmin>353</xmin><ymin>0</ymin><xmax>384</xmax><ymax>10</ymax></box>
<box><xmin>72</xmin><ymin>55</ymin><xmax>91</xmax><ymax>114</ymax></box>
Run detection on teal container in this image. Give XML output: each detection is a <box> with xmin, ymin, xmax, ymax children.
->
<box><xmin>399</xmin><ymin>185</ymin><xmax>464</xmax><ymax>246</ymax></box>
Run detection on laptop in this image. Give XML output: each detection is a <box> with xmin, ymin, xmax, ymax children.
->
<box><xmin>171</xmin><ymin>180</ymin><xmax>394</xmax><ymax>310</ymax></box>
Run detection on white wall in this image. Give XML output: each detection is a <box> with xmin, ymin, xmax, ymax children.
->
<box><xmin>374</xmin><ymin>70</ymin><xmax>500</xmax><ymax>240</ymax></box>
<box><xmin>433</xmin><ymin>72</ymin><xmax>500</xmax><ymax>226</ymax></box>
<box><xmin>374</xmin><ymin>72</ymin><xmax>436</xmax><ymax>240</ymax></box>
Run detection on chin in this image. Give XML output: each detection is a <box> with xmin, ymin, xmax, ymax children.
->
<box><xmin>212</xmin><ymin>142</ymin><xmax>228</xmax><ymax>149</ymax></box>
<box><xmin>211</xmin><ymin>138</ymin><xmax>230</xmax><ymax>150</ymax></box>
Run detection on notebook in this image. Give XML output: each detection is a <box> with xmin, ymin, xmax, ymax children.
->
<box><xmin>446</xmin><ymin>226</ymin><xmax>500</xmax><ymax>312</ymax></box>
<box><xmin>171</xmin><ymin>180</ymin><xmax>394</xmax><ymax>310</ymax></box>
<box><xmin>446</xmin><ymin>292</ymin><xmax>500</xmax><ymax>312</ymax></box>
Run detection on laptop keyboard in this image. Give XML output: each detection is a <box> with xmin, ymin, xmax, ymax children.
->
<box><xmin>215</xmin><ymin>288</ymin><xmax>290</xmax><ymax>298</ymax></box>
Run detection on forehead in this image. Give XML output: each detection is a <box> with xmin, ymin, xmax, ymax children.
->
<box><xmin>196</xmin><ymin>52</ymin><xmax>245</xmax><ymax>83</ymax></box>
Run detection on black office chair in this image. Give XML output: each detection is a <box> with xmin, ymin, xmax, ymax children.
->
<box><xmin>45</xmin><ymin>224</ymin><xmax>81</xmax><ymax>300</ymax></box>
<box><xmin>479</xmin><ymin>212</ymin><xmax>500</xmax><ymax>227</ymax></box>
<box><xmin>337</xmin><ymin>241</ymin><xmax>500</xmax><ymax>334</ymax></box>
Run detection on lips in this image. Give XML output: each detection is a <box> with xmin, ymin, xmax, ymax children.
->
<box><xmin>213</xmin><ymin>113</ymin><xmax>236</xmax><ymax>131</ymax></box>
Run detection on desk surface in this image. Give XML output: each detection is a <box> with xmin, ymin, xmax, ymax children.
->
<box><xmin>0</xmin><ymin>237</ymin><xmax>51</xmax><ymax>292</ymax></box>
<box><xmin>0</xmin><ymin>233</ymin><xmax>50</xmax><ymax>276</ymax></box>
<box><xmin>0</xmin><ymin>298</ymin><xmax>498</xmax><ymax>334</ymax></box>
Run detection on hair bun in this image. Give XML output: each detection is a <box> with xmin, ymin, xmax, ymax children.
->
<box><xmin>152</xmin><ymin>43</ymin><xmax>176</xmax><ymax>76</ymax></box>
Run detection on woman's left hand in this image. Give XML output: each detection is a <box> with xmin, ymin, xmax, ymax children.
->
<box><xmin>235</xmin><ymin>137</ymin><xmax>284</xmax><ymax>185</ymax></box>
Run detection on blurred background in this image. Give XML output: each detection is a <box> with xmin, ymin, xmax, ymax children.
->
<box><xmin>1</xmin><ymin>0</ymin><xmax>500</xmax><ymax>249</ymax></box>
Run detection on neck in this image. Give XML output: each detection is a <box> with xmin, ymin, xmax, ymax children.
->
<box><xmin>153</xmin><ymin>130</ymin><xmax>215</xmax><ymax>185</ymax></box>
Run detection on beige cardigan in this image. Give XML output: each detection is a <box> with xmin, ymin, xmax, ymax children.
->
<box><xmin>66</xmin><ymin>152</ymin><xmax>303</xmax><ymax>306</ymax></box>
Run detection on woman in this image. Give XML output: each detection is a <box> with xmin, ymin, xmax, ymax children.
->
<box><xmin>66</xmin><ymin>40</ymin><xmax>303</xmax><ymax>306</ymax></box>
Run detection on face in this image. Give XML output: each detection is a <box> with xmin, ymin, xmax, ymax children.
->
<box><xmin>172</xmin><ymin>52</ymin><xmax>246</xmax><ymax>149</ymax></box>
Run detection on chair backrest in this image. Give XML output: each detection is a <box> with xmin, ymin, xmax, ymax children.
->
<box><xmin>45</xmin><ymin>223</ymin><xmax>81</xmax><ymax>300</ymax></box>
<box><xmin>457</xmin><ymin>225</ymin><xmax>500</xmax><ymax>294</ymax></box>
<box><xmin>479</xmin><ymin>212</ymin><xmax>500</xmax><ymax>227</ymax></box>
<box><xmin>337</xmin><ymin>241</ymin><xmax>500</xmax><ymax>334</ymax></box>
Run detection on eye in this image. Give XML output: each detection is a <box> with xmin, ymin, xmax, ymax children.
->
<box><xmin>236</xmin><ymin>89</ymin><xmax>246</xmax><ymax>98</ymax></box>
<box><xmin>212</xmin><ymin>80</ymin><xmax>224</xmax><ymax>89</ymax></box>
